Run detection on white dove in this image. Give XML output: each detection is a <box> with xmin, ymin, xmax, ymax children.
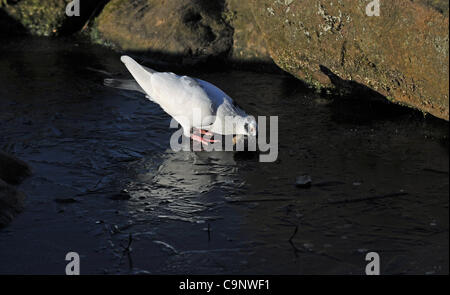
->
<box><xmin>104</xmin><ymin>56</ymin><xmax>257</xmax><ymax>145</ymax></box>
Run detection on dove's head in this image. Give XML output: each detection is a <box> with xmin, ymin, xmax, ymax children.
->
<box><xmin>242</xmin><ymin>115</ymin><xmax>257</xmax><ymax>137</ymax></box>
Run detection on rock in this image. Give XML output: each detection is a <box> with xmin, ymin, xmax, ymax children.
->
<box><xmin>0</xmin><ymin>151</ymin><xmax>32</xmax><ymax>185</ymax></box>
<box><xmin>0</xmin><ymin>2</ymin><xmax>26</xmax><ymax>36</ymax></box>
<box><xmin>91</xmin><ymin>0</ymin><xmax>275</xmax><ymax>67</ymax></box>
<box><xmin>224</xmin><ymin>0</ymin><xmax>272</xmax><ymax>63</ymax></box>
<box><xmin>1</xmin><ymin>0</ymin><xmax>101</xmax><ymax>36</ymax></box>
<box><xmin>0</xmin><ymin>178</ymin><xmax>25</xmax><ymax>228</ymax></box>
<box><xmin>249</xmin><ymin>0</ymin><xmax>449</xmax><ymax>120</ymax></box>
<box><xmin>295</xmin><ymin>175</ymin><xmax>312</xmax><ymax>188</ymax></box>
<box><xmin>91</xmin><ymin>0</ymin><xmax>233</xmax><ymax>65</ymax></box>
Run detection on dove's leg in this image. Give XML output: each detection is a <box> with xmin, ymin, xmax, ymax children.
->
<box><xmin>199</xmin><ymin>132</ymin><xmax>220</xmax><ymax>143</ymax></box>
<box><xmin>199</xmin><ymin>129</ymin><xmax>214</xmax><ymax>136</ymax></box>
<box><xmin>190</xmin><ymin>134</ymin><xmax>212</xmax><ymax>145</ymax></box>
<box><xmin>192</xmin><ymin>127</ymin><xmax>214</xmax><ymax>137</ymax></box>
<box><xmin>203</xmin><ymin>137</ymin><xmax>220</xmax><ymax>143</ymax></box>
<box><xmin>191</xmin><ymin>129</ymin><xmax>220</xmax><ymax>145</ymax></box>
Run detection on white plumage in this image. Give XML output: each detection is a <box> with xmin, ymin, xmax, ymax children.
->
<box><xmin>105</xmin><ymin>56</ymin><xmax>257</xmax><ymax>141</ymax></box>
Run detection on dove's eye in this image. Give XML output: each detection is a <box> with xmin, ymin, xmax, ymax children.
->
<box><xmin>244</xmin><ymin>122</ymin><xmax>249</xmax><ymax>132</ymax></box>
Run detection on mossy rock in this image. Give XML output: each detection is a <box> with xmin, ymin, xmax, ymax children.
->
<box><xmin>2</xmin><ymin>0</ymin><xmax>101</xmax><ymax>36</ymax></box>
<box><xmin>2</xmin><ymin>0</ymin><xmax>69</xmax><ymax>36</ymax></box>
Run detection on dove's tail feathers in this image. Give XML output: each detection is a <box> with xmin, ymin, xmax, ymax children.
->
<box><xmin>120</xmin><ymin>55</ymin><xmax>156</xmax><ymax>96</ymax></box>
<box><xmin>140</xmin><ymin>64</ymin><xmax>157</xmax><ymax>74</ymax></box>
<box><xmin>120</xmin><ymin>55</ymin><xmax>157</xmax><ymax>74</ymax></box>
<box><xmin>104</xmin><ymin>78</ymin><xmax>146</xmax><ymax>94</ymax></box>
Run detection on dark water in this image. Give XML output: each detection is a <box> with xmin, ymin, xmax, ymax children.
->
<box><xmin>0</xmin><ymin>37</ymin><xmax>448</xmax><ymax>274</ymax></box>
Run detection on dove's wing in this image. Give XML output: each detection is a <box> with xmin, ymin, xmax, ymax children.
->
<box><xmin>194</xmin><ymin>78</ymin><xmax>248</xmax><ymax>135</ymax></box>
<box><xmin>194</xmin><ymin>79</ymin><xmax>233</xmax><ymax>109</ymax></box>
<box><xmin>120</xmin><ymin>56</ymin><xmax>215</xmax><ymax>135</ymax></box>
<box><xmin>150</xmin><ymin>74</ymin><xmax>216</xmax><ymax>129</ymax></box>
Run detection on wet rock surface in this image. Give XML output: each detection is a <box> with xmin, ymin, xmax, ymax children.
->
<box><xmin>0</xmin><ymin>37</ymin><xmax>447</xmax><ymax>274</ymax></box>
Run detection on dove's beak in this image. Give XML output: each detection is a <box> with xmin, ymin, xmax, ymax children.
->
<box><xmin>232</xmin><ymin>136</ymin><xmax>238</xmax><ymax>145</ymax></box>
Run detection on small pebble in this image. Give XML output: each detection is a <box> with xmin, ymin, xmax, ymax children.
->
<box><xmin>295</xmin><ymin>175</ymin><xmax>312</xmax><ymax>188</ymax></box>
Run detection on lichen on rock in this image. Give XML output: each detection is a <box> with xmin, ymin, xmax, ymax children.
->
<box><xmin>249</xmin><ymin>0</ymin><xmax>449</xmax><ymax>120</ymax></box>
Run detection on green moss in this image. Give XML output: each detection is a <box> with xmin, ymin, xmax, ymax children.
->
<box><xmin>221</xmin><ymin>7</ymin><xmax>236</xmax><ymax>25</ymax></box>
<box><xmin>3</xmin><ymin>0</ymin><xmax>68</xmax><ymax>36</ymax></box>
<box><xmin>84</xmin><ymin>19</ymin><xmax>116</xmax><ymax>49</ymax></box>
<box><xmin>385</xmin><ymin>96</ymin><xmax>395</xmax><ymax>102</ymax></box>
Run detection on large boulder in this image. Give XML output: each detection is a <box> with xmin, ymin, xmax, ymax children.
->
<box><xmin>249</xmin><ymin>0</ymin><xmax>449</xmax><ymax>120</ymax></box>
<box><xmin>91</xmin><ymin>0</ymin><xmax>233</xmax><ymax>64</ymax></box>
<box><xmin>91</xmin><ymin>0</ymin><xmax>273</xmax><ymax>66</ymax></box>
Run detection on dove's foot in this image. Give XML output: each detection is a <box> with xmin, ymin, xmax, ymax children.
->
<box><xmin>193</xmin><ymin>128</ymin><xmax>214</xmax><ymax>137</ymax></box>
<box><xmin>190</xmin><ymin>133</ymin><xmax>220</xmax><ymax>146</ymax></box>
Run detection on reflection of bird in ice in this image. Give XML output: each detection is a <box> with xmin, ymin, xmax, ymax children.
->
<box><xmin>123</xmin><ymin>149</ymin><xmax>241</xmax><ymax>224</ymax></box>
<box><xmin>105</xmin><ymin>56</ymin><xmax>257</xmax><ymax>145</ymax></box>
<box><xmin>153</xmin><ymin>150</ymin><xmax>238</xmax><ymax>195</ymax></box>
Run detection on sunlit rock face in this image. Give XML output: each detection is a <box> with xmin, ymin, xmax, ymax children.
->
<box><xmin>249</xmin><ymin>0</ymin><xmax>449</xmax><ymax>120</ymax></box>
